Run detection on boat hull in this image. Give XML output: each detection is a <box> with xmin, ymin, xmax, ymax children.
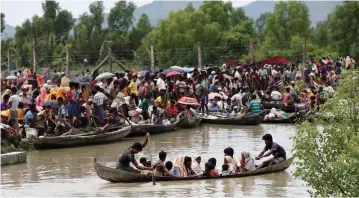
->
<box><xmin>94</xmin><ymin>157</ymin><xmax>294</xmax><ymax>183</ymax></box>
<box><xmin>201</xmin><ymin>114</ymin><xmax>262</xmax><ymax>125</ymax></box>
<box><xmin>30</xmin><ymin>126</ymin><xmax>131</xmax><ymax>149</ymax></box>
<box><xmin>178</xmin><ymin>117</ymin><xmax>202</xmax><ymax>128</ymax></box>
<box><xmin>128</xmin><ymin>120</ymin><xmax>180</xmax><ymax>137</ymax></box>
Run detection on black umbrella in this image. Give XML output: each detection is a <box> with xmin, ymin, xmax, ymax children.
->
<box><xmin>71</xmin><ymin>76</ymin><xmax>91</xmax><ymax>85</ymax></box>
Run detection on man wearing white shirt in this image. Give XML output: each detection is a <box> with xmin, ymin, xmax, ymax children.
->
<box><xmin>156</xmin><ymin>74</ymin><xmax>166</xmax><ymax>91</ymax></box>
<box><xmin>8</xmin><ymin>87</ymin><xmax>21</xmax><ymax>131</ymax></box>
<box><xmin>270</xmin><ymin>88</ymin><xmax>282</xmax><ymax>102</ymax></box>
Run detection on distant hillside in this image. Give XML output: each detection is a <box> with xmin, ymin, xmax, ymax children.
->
<box><xmin>1</xmin><ymin>1</ymin><xmax>343</xmax><ymax>40</ymax></box>
<box><xmin>1</xmin><ymin>24</ymin><xmax>16</xmax><ymax>40</ymax></box>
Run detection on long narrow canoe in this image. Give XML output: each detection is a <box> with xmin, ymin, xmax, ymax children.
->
<box><xmin>201</xmin><ymin>114</ymin><xmax>262</xmax><ymax>125</ymax></box>
<box><xmin>262</xmin><ymin>113</ymin><xmax>298</xmax><ymax>124</ymax></box>
<box><xmin>94</xmin><ymin>157</ymin><xmax>294</xmax><ymax>183</ymax></box>
<box><xmin>128</xmin><ymin>118</ymin><xmax>180</xmax><ymax>137</ymax></box>
<box><xmin>178</xmin><ymin>116</ymin><xmax>202</xmax><ymax>128</ymax></box>
<box><xmin>29</xmin><ymin>126</ymin><xmax>131</xmax><ymax>149</ymax></box>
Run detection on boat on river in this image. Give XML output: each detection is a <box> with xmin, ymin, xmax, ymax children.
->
<box><xmin>201</xmin><ymin>114</ymin><xmax>262</xmax><ymax>125</ymax></box>
<box><xmin>178</xmin><ymin>116</ymin><xmax>202</xmax><ymax>128</ymax></box>
<box><xmin>29</xmin><ymin>125</ymin><xmax>131</xmax><ymax>149</ymax></box>
<box><xmin>128</xmin><ymin>118</ymin><xmax>180</xmax><ymax>137</ymax></box>
<box><xmin>262</xmin><ymin>112</ymin><xmax>298</xmax><ymax>124</ymax></box>
<box><xmin>94</xmin><ymin>157</ymin><xmax>294</xmax><ymax>183</ymax></box>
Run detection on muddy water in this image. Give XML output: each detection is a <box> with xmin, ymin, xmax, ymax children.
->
<box><xmin>1</xmin><ymin>124</ymin><xmax>308</xmax><ymax>197</ymax></box>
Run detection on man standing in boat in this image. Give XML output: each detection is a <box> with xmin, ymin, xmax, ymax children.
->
<box><xmin>116</xmin><ymin>133</ymin><xmax>153</xmax><ymax>173</ymax></box>
<box><xmin>255</xmin><ymin>134</ymin><xmax>286</xmax><ymax>168</ymax></box>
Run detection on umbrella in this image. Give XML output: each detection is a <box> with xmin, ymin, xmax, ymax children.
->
<box><xmin>178</xmin><ymin>96</ymin><xmax>199</xmax><ymax>105</ymax></box>
<box><xmin>6</xmin><ymin>76</ymin><xmax>17</xmax><ymax>80</ymax></box>
<box><xmin>166</xmin><ymin>71</ymin><xmax>182</xmax><ymax>77</ymax></box>
<box><xmin>209</xmin><ymin>92</ymin><xmax>221</xmax><ymax>100</ymax></box>
<box><xmin>183</xmin><ymin>67</ymin><xmax>195</xmax><ymax>73</ymax></box>
<box><xmin>163</xmin><ymin>67</ymin><xmax>184</xmax><ymax>74</ymax></box>
<box><xmin>170</xmin><ymin>66</ymin><xmax>184</xmax><ymax>72</ymax></box>
<box><xmin>17</xmin><ymin>77</ymin><xmax>35</xmax><ymax>83</ymax></box>
<box><xmin>42</xmin><ymin>100</ymin><xmax>59</xmax><ymax>109</ymax></box>
<box><xmin>138</xmin><ymin>70</ymin><xmax>150</xmax><ymax>76</ymax></box>
<box><xmin>71</xmin><ymin>76</ymin><xmax>91</xmax><ymax>85</ymax></box>
<box><xmin>95</xmin><ymin>72</ymin><xmax>115</xmax><ymax>81</ymax></box>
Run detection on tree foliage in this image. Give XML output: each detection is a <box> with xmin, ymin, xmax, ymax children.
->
<box><xmin>108</xmin><ymin>1</ymin><xmax>136</xmax><ymax>33</ymax></box>
<box><xmin>294</xmin><ymin>71</ymin><xmax>359</xmax><ymax>196</ymax></box>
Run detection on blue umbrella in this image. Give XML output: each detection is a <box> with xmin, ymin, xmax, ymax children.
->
<box><xmin>139</xmin><ymin>70</ymin><xmax>150</xmax><ymax>76</ymax></box>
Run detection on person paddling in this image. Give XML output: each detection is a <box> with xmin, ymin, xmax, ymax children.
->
<box><xmin>255</xmin><ymin>134</ymin><xmax>286</xmax><ymax>168</ymax></box>
<box><xmin>116</xmin><ymin>133</ymin><xmax>153</xmax><ymax>173</ymax></box>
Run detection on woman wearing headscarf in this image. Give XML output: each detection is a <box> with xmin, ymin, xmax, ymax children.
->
<box><xmin>191</xmin><ymin>156</ymin><xmax>203</xmax><ymax>175</ymax></box>
<box><xmin>45</xmin><ymin>88</ymin><xmax>57</xmax><ymax>102</ymax></box>
<box><xmin>224</xmin><ymin>156</ymin><xmax>237</xmax><ymax>174</ymax></box>
<box><xmin>239</xmin><ymin>151</ymin><xmax>255</xmax><ymax>172</ymax></box>
<box><xmin>36</xmin><ymin>87</ymin><xmax>47</xmax><ymax>111</ymax></box>
<box><xmin>172</xmin><ymin>156</ymin><xmax>196</xmax><ymax>177</ymax></box>
<box><xmin>56</xmin><ymin>87</ymin><xmax>66</xmax><ymax>102</ymax></box>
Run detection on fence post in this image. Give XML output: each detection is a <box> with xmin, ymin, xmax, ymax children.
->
<box><xmin>7</xmin><ymin>49</ymin><xmax>11</xmax><ymax>73</ymax></box>
<box><xmin>66</xmin><ymin>45</ymin><xmax>69</xmax><ymax>75</ymax></box>
<box><xmin>250</xmin><ymin>39</ymin><xmax>255</xmax><ymax>63</ymax></box>
<box><xmin>197</xmin><ymin>42</ymin><xmax>202</xmax><ymax>69</ymax></box>
<box><xmin>108</xmin><ymin>43</ymin><xmax>112</xmax><ymax>73</ymax></box>
<box><xmin>33</xmin><ymin>40</ymin><xmax>37</xmax><ymax>72</ymax></box>
<box><xmin>151</xmin><ymin>44</ymin><xmax>155</xmax><ymax>72</ymax></box>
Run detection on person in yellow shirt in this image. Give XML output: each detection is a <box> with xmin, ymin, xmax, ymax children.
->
<box><xmin>18</xmin><ymin>102</ymin><xmax>25</xmax><ymax>124</ymax></box>
<box><xmin>128</xmin><ymin>75</ymin><xmax>139</xmax><ymax>106</ymax></box>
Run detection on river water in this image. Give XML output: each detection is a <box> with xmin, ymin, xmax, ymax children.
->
<box><xmin>1</xmin><ymin>124</ymin><xmax>308</xmax><ymax>197</ymax></box>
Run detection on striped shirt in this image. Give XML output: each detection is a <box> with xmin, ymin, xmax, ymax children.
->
<box><xmin>249</xmin><ymin>100</ymin><xmax>261</xmax><ymax>114</ymax></box>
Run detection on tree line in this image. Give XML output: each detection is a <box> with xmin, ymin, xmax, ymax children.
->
<box><xmin>1</xmin><ymin>1</ymin><xmax>358</xmax><ymax>70</ymax></box>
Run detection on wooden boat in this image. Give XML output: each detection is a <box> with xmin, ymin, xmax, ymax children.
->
<box><xmin>201</xmin><ymin>114</ymin><xmax>262</xmax><ymax>125</ymax></box>
<box><xmin>94</xmin><ymin>157</ymin><xmax>294</xmax><ymax>183</ymax></box>
<box><xmin>178</xmin><ymin>116</ymin><xmax>202</xmax><ymax>128</ymax></box>
<box><xmin>128</xmin><ymin>118</ymin><xmax>180</xmax><ymax>137</ymax></box>
<box><xmin>29</xmin><ymin>125</ymin><xmax>131</xmax><ymax>149</ymax></box>
<box><xmin>261</xmin><ymin>101</ymin><xmax>282</xmax><ymax>109</ymax></box>
<box><xmin>262</xmin><ymin>112</ymin><xmax>298</xmax><ymax>124</ymax></box>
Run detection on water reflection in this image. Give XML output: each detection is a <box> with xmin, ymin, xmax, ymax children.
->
<box><xmin>1</xmin><ymin>124</ymin><xmax>308</xmax><ymax>197</ymax></box>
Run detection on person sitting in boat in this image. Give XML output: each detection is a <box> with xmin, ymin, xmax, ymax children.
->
<box><xmin>270</xmin><ymin>87</ymin><xmax>282</xmax><ymax>103</ymax></box>
<box><xmin>150</xmin><ymin>106</ymin><xmax>164</xmax><ymax>125</ymax></box>
<box><xmin>172</xmin><ymin>156</ymin><xmax>197</xmax><ymax>177</ymax></box>
<box><xmin>166</xmin><ymin>100</ymin><xmax>179</xmax><ymax>122</ymax></box>
<box><xmin>153</xmin><ymin>151</ymin><xmax>175</xmax><ymax>177</ymax></box>
<box><xmin>221</xmin><ymin>164</ymin><xmax>230</xmax><ymax>176</ymax></box>
<box><xmin>116</xmin><ymin>133</ymin><xmax>153</xmax><ymax>173</ymax></box>
<box><xmin>208</xmin><ymin>98</ymin><xmax>219</xmax><ymax>111</ymax></box>
<box><xmin>282</xmin><ymin>87</ymin><xmax>294</xmax><ymax>112</ymax></box>
<box><xmin>208</xmin><ymin>158</ymin><xmax>220</xmax><ymax>175</ymax></box>
<box><xmin>246</xmin><ymin>95</ymin><xmax>263</xmax><ymax>115</ymax></box>
<box><xmin>191</xmin><ymin>156</ymin><xmax>203</xmax><ymax>175</ymax></box>
<box><xmin>139</xmin><ymin>94</ymin><xmax>151</xmax><ymax>120</ymax></box>
<box><xmin>203</xmin><ymin>162</ymin><xmax>217</xmax><ymax>177</ymax></box>
<box><xmin>165</xmin><ymin>161</ymin><xmax>173</xmax><ymax>176</ymax></box>
<box><xmin>255</xmin><ymin>134</ymin><xmax>286</xmax><ymax>168</ymax></box>
<box><xmin>98</xmin><ymin>108</ymin><xmax>126</xmax><ymax>131</ymax></box>
<box><xmin>238</xmin><ymin>151</ymin><xmax>255</xmax><ymax>172</ymax></box>
<box><xmin>139</xmin><ymin>157</ymin><xmax>147</xmax><ymax>167</ymax></box>
<box><xmin>224</xmin><ymin>156</ymin><xmax>237</xmax><ymax>174</ymax></box>
<box><xmin>24</xmin><ymin>104</ymin><xmax>37</xmax><ymax>128</ymax></box>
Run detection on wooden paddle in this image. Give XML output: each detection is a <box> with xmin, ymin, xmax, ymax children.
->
<box><xmin>148</xmin><ymin>133</ymin><xmax>156</xmax><ymax>185</ymax></box>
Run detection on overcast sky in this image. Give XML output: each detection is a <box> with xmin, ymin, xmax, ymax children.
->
<box><xmin>1</xmin><ymin>0</ymin><xmax>254</xmax><ymax>26</ymax></box>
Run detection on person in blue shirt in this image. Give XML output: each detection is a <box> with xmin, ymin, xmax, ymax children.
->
<box><xmin>255</xmin><ymin>134</ymin><xmax>286</xmax><ymax>168</ymax></box>
<box><xmin>25</xmin><ymin>104</ymin><xmax>37</xmax><ymax>127</ymax></box>
<box><xmin>209</xmin><ymin>81</ymin><xmax>219</xmax><ymax>93</ymax></box>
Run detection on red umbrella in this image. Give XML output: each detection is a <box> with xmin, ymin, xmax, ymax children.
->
<box><xmin>178</xmin><ymin>96</ymin><xmax>199</xmax><ymax>105</ymax></box>
<box><xmin>166</xmin><ymin>71</ymin><xmax>181</xmax><ymax>77</ymax></box>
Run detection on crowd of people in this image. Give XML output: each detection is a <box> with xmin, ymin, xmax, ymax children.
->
<box><xmin>117</xmin><ymin>133</ymin><xmax>286</xmax><ymax>176</ymax></box>
<box><xmin>0</xmin><ymin>55</ymin><xmax>355</xmax><ymax>139</ymax></box>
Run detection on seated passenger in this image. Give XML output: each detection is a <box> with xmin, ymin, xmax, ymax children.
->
<box><xmin>164</xmin><ymin>161</ymin><xmax>173</xmax><ymax>176</ymax></box>
<box><xmin>172</xmin><ymin>156</ymin><xmax>196</xmax><ymax>177</ymax></box>
<box><xmin>224</xmin><ymin>156</ymin><xmax>237</xmax><ymax>174</ymax></box>
<box><xmin>191</xmin><ymin>156</ymin><xmax>203</xmax><ymax>175</ymax></box>
<box><xmin>221</xmin><ymin>164</ymin><xmax>230</xmax><ymax>176</ymax></box>
<box><xmin>239</xmin><ymin>151</ymin><xmax>255</xmax><ymax>172</ymax></box>
<box><xmin>203</xmin><ymin>162</ymin><xmax>217</xmax><ymax>177</ymax></box>
<box><xmin>153</xmin><ymin>151</ymin><xmax>174</xmax><ymax>177</ymax></box>
<box><xmin>208</xmin><ymin>158</ymin><xmax>220</xmax><ymax>175</ymax></box>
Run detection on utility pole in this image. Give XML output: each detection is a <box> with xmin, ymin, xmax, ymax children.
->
<box><xmin>250</xmin><ymin>39</ymin><xmax>255</xmax><ymax>63</ymax></box>
<box><xmin>197</xmin><ymin>42</ymin><xmax>202</xmax><ymax>69</ymax></box>
<box><xmin>66</xmin><ymin>45</ymin><xmax>69</xmax><ymax>75</ymax></box>
<box><xmin>7</xmin><ymin>49</ymin><xmax>11</xmax><ymax>73</ymax></box>
<box><xmin>32</xmin><ymin>40</ymin><xmax>37</xmax><ymax>72</ymax></box>
<box><xmin>150</xmin><ymin>44</ymin><xmax>155</xmax><ymax>72</ymax></box>
<box><xmin>108</xmin><ymin>43</ymin><xmax>112</xmax><ymax>73</ymax></box>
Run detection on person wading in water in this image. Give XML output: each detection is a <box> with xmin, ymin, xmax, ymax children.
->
<box><xmin>116</xmin><ymin>133</ymin><xmax>153</xmax><ymax>173</ymax></box>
